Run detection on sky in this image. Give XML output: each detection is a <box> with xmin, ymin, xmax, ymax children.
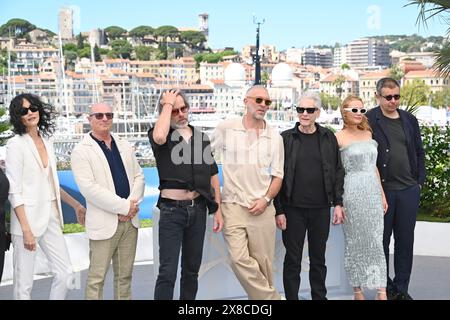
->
<box><xmin>1</xmin><ymin>0</ymin><xmax>448</xmax><ymax>50</ymax></box>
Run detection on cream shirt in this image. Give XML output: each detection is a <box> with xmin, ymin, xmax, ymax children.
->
<box><xmin>211</xmin><ymin>117</ymin><xmax>284</xmax><ymax>208</ymax></box>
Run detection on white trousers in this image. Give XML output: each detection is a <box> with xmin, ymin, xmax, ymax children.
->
<box><xmin>12</xmin><ymin>202</ymin><xmax>74</xmax><ymax>300</ymax></box>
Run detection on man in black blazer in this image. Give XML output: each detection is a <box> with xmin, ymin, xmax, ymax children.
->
<box><xmin>366</xmin><ymin>77</ymin><xmax>425</xmax><ymax>300</ymax></box>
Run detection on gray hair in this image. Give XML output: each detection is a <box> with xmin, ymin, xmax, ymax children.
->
<box><xmin>298</xmin><ymin>91</ymin><xmax>322</xmax><ymax>109</ymax></box>
<box><xmin>157</xmin><ymin>89</ymin><xmax>190</xmax><ymax>114</ymax></box>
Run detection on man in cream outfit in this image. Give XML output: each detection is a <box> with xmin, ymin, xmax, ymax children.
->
<box><xmin>71</xmin><ymin>103</ymin><xmax>145</xmax><ymax>300</ymax></box>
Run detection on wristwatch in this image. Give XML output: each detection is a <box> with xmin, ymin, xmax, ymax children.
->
<box><xmin>263</xmin><ymin>196</ymin><xmax>272</xmax><ymax>206</ymax></box>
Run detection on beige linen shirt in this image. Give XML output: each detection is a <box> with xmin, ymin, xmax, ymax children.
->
<box><xmin>211</xmin><ymin>117</ymin><xmax>284</xmax><ymax>208</ymax></box>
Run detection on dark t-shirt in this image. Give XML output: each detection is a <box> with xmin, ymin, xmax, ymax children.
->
<box><xmin>383</xmin><ymin>116</ymin><xmax>417</xmax><ymax>190</ymax></box>
<box><xmin>90</xmin><ymin>134</ymin><xmax>130</xmax><ymax>199</ymax></box>
<box><xmin>148</xmin><ymin>125</ymin><xmax>219</xmax><ymax>212</ymax></box>
<box><xmin>290</xmin><ymin>131</ymin><xmax>329</xmax><ymax>208</ymax></box>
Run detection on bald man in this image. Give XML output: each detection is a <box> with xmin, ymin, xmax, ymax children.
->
<box><xmin>211</xmin><ymin>85</ymin><xmax>285</xmax><ymax>300</ymax></box>
<box><xmin>71</xmin><ymin>103</ymin><xmax>145</xmax><ymax>300</ymax></box>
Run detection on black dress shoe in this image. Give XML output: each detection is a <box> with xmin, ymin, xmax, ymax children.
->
<box><xmin>396</xmin><ymin>292</ymin><xmax>413</xmax><ymax>300</ymax></box>
<box><xmin>387</xmin><ymin>288</ymin><xmax>399</xmax><ymax>300</ymax></box>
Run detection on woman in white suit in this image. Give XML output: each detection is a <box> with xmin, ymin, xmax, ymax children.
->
<box><xmin>5</xmin><ymin>93</ymin><xmax>86</xmax><ymax>300</ymax></box>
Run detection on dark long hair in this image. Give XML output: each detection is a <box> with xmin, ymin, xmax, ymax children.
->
<box><xmin>9</xmin><ymin>93</ymin><xmax>56</xmax><ymax>137</ymax></box>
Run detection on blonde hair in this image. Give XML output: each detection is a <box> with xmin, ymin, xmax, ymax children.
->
<box><xmin>340</xmin><ymin>95</ymin><xmax>372</xmax><ymax>133</ymax></box>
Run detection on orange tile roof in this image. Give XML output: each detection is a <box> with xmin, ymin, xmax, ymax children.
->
<box><xmin>359</xmin><ymin>69</ymin><xmax>390</xmax><ymax>80</ymax></box>
<box><xmin>404</xmin><ymin>69</ymin><xmax>442</xmax><ymax>78</ymax></box>
<box><xmin>321</xmin><ymin>74</ymin><xmax>355</xmax><ymax>82</ymax></box>
<box><xmin>209</xmin><ymin>79</ymin><xmax>225</xmax><ymax>85</ymax></box>
<box><xmin>104</xmin><ymin>59</ymin><xmax>130</xmax><ymax>64</ymax></box>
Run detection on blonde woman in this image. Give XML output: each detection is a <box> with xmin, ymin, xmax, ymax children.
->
<box><xmin>334</xmin><ymin>95</ymin><xmax>388</xmax><ymax>300</ymax></box>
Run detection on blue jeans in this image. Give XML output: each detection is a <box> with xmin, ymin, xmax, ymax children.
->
<box><xmin>154</xmin><ymin>198</ymin><xmax>207</xmax><ymax>300</ymax></box>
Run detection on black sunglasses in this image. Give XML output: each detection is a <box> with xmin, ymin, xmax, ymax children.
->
<box><xmin>344</xmin><ymin>107</ymin><xmax>367</xmax><ymax>114</ymax></box>
<box><xmin>296</xmin><ymin>107</ymin><xmax>318</xmax><ymax>114</ymax></box>
<box><xmin>20</xmin><ymin>105</ymin><xmax>39</xmax><ymax>116</ymax></box>
<box><xmin>247</xmin><ymin>96</ymin><xmax>272</xmax><ymax>107</ymax></box>
<box><xmin>381</xmin><ymin>94</ymin><xmax>401</xmax><ymax>101</ymax></box>
<box><xmin>90</xmin><ymin>112</ymin><xmax>114</xmax><ymax>120</ymax></box>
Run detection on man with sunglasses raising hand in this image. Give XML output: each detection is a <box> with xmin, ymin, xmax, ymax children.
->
<box><xmin>71</xmin><ymin>102</ymin><xmax>145</xmax><ymax>299</ymax></box>
<box><xmin>366</xmin><ymin>78</ymin><xmax>425</xmax><ymax>300</ymax></box>
<box><xmin>274</xmin><ymin>92</ymin><xmax>344</xmax><ymax>300</ymax></box>
<box><xmin>149</xmin><ymin>89</ymin><xmax>222</xmax><ymax>300</ymax></box>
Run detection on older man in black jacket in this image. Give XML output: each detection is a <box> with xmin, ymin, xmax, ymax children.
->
<box><xmin>366</xmin><ymin>78</ymin><xmax>425</xmax><ymax>300</ymax></box>
<box><xmin>274</xmin><ymin>92</ymin><xmax>344</xmax><ymax>300</ymax></box>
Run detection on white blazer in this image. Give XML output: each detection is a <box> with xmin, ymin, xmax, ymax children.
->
<box><xmin>71</xmin><ymin>133</ymin><xmax>145</xmax><ymax>240</ymax></box>
<box><xmin>5</xmin><ymin>134</ymin><xmax>64</xmax><ymax>237</ymax></box>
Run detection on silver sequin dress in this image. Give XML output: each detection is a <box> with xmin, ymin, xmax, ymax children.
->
<box><xmin>340</xmin><ymin>140</ymin><xmax>387</xmax><ymax>289</ymax></box>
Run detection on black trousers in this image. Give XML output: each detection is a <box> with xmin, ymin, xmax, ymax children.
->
<box><xmin>281</xmin><ymin>206</ymin><xmax>330</xmax><ymax>300</ymax></box>
<box><xmin>384</xmin><ymin>184</ymin><xmax>421</xmax><ymax>294</ymax></box>
<box><xmin>154</xmin><ymin>199</ymin><xmax>207</xmax><ymax>300</ymax></box>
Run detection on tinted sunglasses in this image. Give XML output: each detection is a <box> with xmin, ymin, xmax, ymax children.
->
<box><xmin>247</xmin><ymin>96</ymin><xmax>272</xmax><ymax>107</ymax></box>
<box><xmin>296</xmin><ymin>107</ymin><xmax>318</xmax><ymax>114</ymax></box>
<box><xmin>344</xmin><ymin>107</ymin><xmax>367</xmax><ymax>114</ymax></box>
<box><xmin>381</xmin><ymin>94</ymin><xmax>401</xmax><ymax>101</ymax></box>
<box><xmin>171</xmin><ymin>106</ymin><xmax>189</xmax><ymax>116</ymax></box>
<box><xmin>90</xmin><ymin>112</ymin><xmax>114</xmax><ymax>120</ymax></box>
<box><xmin>20</xmin><ymin>105</ymin><xmax>39</xmax><ymax>116</ymax></box>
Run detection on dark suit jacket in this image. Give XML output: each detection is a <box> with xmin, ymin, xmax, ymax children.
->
<box><xmin>366</xmin><ymin>106</ymin><xmax>426</xmax><ymax>188</ymax></box>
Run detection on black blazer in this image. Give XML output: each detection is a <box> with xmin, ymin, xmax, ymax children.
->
<box><xmin>366</xmin><ymin>106</ymin><xmax>426</xmax><ymax>187</ymax></box>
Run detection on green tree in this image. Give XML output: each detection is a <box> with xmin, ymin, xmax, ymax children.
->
<box><xmin>431</xmin><ymin>88</ymin><xmax>450</xmax><ymax>108</ymax></box>
<box><xmin>156</xmin><ymin>43</ymin><xmax>168</xmax><ymax>60</ymax></box>
<box><xmin>104</xmin><ymin>26</ymin><xmax>127</xmax><ymax>41</ymax></box>
<box><xmin>420</xmin><ymin>125</ymin><xmax>450</xmax><ymax>217</ymax></box>
<box><xmin>63</xmin><ymin>43</ymin><xmax>77</xmax><ymax>52</ymax></box>
<box><xmin>64</xmin><ymin>50</ymin><xmax>78</xmax><ymax>69</ymax></box>
<box><xmin>194</xmin><ymin>50</ymin><xmax>238</xmax><ymax>68</ymax></box>
<box><xmin>261</xmin><ymin>71</ymin><xmax>270</xmax><ymax>86</ymax></box>
<box><xmin>0</xmin><ymin>49</ymin><xmax>17</xmax><ymax>75</ymax></box>
<box><xmin>179</xmin><ymin>30</ymin><xmax>206</xmax><ymax>48</ymax></box>
<box><xmin>110</xmin><ymin>39</ymin><xmax>133</xmax><ymax>59</ymax></box>
<box><xmin>407</xmin><ymin>0</ymin><xmax>450</xmax><ymax>77</ymax></box>
<box><xmin>320</xmin><ymin>92</ymin><xmax>342</xmax><ymax>110</ymax></box>
<box><xmin>76</xmin><ymin>32</ymin><xmax>85</xmax><ymax>50</ymax></box>
<box><xmin>154</xmin><ymin>25</ymin><xmax>179</xmax><ymax>40</ymax></box>
<box><xmin>0</xmin><ymin>107</ymin><xmax>12</xmax><ymax>145</ymax></box>
<box><xmin>129</xmin><ymin>26</ymin><xmax>154</xmax><ymax>38</ymax></box>
<box><xmin>0</xmin><ymin>18</ymin><xmax>36</xmax><ymax>37</ymax></box>
<box><xmin>341</xmin><ymin>63</ymin><xmax>350</xmax><ymax>70</ymax></box>
<box><xmin>333</xmin><ymin>75</ymin><xmax>346</xmax><ymax>99</ymax></box>
<box><xmin>389</xmin><ymin>64</ymin><xmax>405</xmax><ymax>81</ymax></box>
<box><xmin>400</xmin><ymin>79</ymin><xmax>431</xmax><ymax>114</ymax></box>
<box><xmin>93</xmin><ymin>44</ymin><xmax>101</xmax><ymax>62</ymax></box>
<box><xmin>78</xmin><ymin>47</ymin><xmax>91</xmax><ymax>59</ymax></box>
<box><xmin>135</xmin><ymin>45</ymin><xmax>152</xmax><ymax>61</ymax></box>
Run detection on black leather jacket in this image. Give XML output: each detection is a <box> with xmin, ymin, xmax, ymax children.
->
<box><xmin>274</xmin><ymin>123</ymin><xmax>344</xmax><ymax>215</ymax></box>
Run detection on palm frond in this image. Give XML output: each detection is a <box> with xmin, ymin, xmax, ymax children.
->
<box><xmin>405</xmin><ymin>0</ymin><xmax>450</xmax><ymax>28</ymax></box>
<box><xmin>433</xmin><ymin>44</ymin><xmax>450</xmax><ymax>78</ymax></box>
